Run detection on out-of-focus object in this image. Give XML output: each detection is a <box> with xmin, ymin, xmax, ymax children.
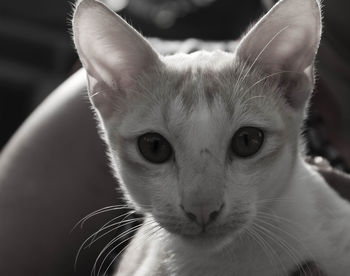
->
<box><xmin>102</xmin><ymin>0</ymin><xmax>129</xmax><ymax>12</ymax></box>
<box><xmin>261</xmin><ymin>0</ymin><xmax>277</xmax><ymax>9</ymax></box>
<box><xmin>120</xmin><ymin>0</ymin><xmax>263</xmax><ymax>39</ymax></box>
<box><xmin>0</xmin><ymin>0</ymin><xmax>77</xmax><ymax>148</ymax></box>
<box><xmin>125</xmin><ymin>0</ymin><xmax>217</xmax><ymax>28</ymax></box>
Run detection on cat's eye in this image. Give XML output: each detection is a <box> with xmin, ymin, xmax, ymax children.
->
<box><xmin>138</xmin><ymin>132</ymin><xmax>173</xmax><ymax>164</ymax></box>
<box><xmin>231</xmin><ymin>127</ymin><xmax>264</xmax><ymax>158</ymax></box>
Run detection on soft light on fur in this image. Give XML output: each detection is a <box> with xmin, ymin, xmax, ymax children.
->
<box><xmin>73</xmin><ymin>0</ymin><xmax>350</xmax><ymax>275</ymax></box>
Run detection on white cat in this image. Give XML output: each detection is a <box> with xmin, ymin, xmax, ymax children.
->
<box><xmin>72</xmin><ymin>0</ymin><xmax>350</xmax><ymax>275</ymax></box>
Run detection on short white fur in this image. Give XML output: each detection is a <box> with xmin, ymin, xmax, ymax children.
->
<box><xmin>72</xmin><ymin>0</ymin><xmax>350</xmax><ymax>275</ymax></box>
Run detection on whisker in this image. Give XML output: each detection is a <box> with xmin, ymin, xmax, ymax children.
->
<box><xmin>92</xmin><ymin>223</ymin><xmax>143</xmax><ymax>276</ymax></box>
<box><xmin>74</xmin><ymin>213</ymin><xmax>139</xmax><ymax>270</ymax></box>
<box><xmin>93</xmin><ymin>222</ymin><xmax>142</xmax><ymax>272</ymax></box>
<box><xmin>253</xmin><ymin>221</ymin><xmax>311</xmax><ymax>276</ymax></box>
<box><xmin>254</xmin><ymin>216</ymin><xmax>315</xmax><ymax>275</ymax></box>
<box><xmin>96</xmin><ymin>219</ymin><xmax>159</xmax><ymax>276</ymax></box>
<box><xmin>244</xmin><ymin>70</ymin><xmax>296</xmax><ymax>94</ymax></box>
<box><xmin>233</xmin><ymin>26</ymin><xmax>291</xmax><ymax>109</ymax></box>
<box><xmin>102</xmin><ymin>221</ymin><xmax>162</xmax><ymax>276</ymax></box>
<box><xmin>255</xmin><ymin>196</ymin><xmax>296</xmax><ymax>205</ymax></box>
<box><xmin>239</xmin><ymin>26</ymin><xmax>289</xmax><ymax>87</ymax></box>
<box><xmin>72</xmin><ymin>204</ymin><xmax>131</xmax><ymax>232</ymax></box>
<box><xmin>256</xmin><ymin>211</ymin><xmax>306</xmax><ymax>232</ymax></box>
<box><xmin>233</xmin><ymin>59</ymin><xmax>250</xmax><ymax>94</ymax></box>
<box><xmin>247</xmin><ymin>226</ymin><xmax>279</xmax><ymax>270</ymax></box>
<box><xmin>241</xmin><ymin>95</ymin><xmax>267</xmax><ymax>106</ymax></box>
<box><xmin>251</xmin><ymin>223</ymin><xmax>289</xmax><ymax>275</ymax></box>
<box><xmin>222</xmin><ymin>241</ymin><xmax>237</xmax><ymax>262</ymax></box>
<box><xmin>90</xmin><ymin>91</ymin><xmax>101</xmax><ymax>98</ymax></box>
<box><xmin>86</xmin><ymin>217</ymin><xmax>144</xmax><ymax>248</ymax></box>
<box><xmin>89</xmin><ymin>210</ymin><xmax>138</xmax><ymax>245</ymax></box>
<box><xmin>98</xmin><ymin>233</ymin><xmax>137</xmax><ymax>276</ymax></box>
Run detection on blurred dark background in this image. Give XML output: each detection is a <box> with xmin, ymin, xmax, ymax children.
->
<box><xmin>0</xmin><ymin>0</ymin><xmax>265</xmax><ymax>150</ymax></box>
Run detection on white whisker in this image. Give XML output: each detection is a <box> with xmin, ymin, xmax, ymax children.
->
<box><xmin>253</xmin><ymin>221</ymin><xmax>312</xmax><ymax>276</ymax></box>
<box><xmin>244</xmin><ymin>70</ymin><xmax>296</xmax><ymax>93</ymax></box>
<box><xmin>255</xmin><ymin>215</ymin><xmax>316</xmax><ymax>275</ymax></box>
<box><xmin>87</xmin><ymin>217</ymin><xmax>144</xmax><ymax>248</ymax></box>
<box><xmin>247</xmin><ymin>226</ymin><xmax>279</xmax><ymax>270</ymax></box>
<box><xmin>88</xmin><ymin>211</ymin><xmax>138</xmax><ymax>246</ymax></box>
<box><xmin>102</xmin><ymin>221</ymin><xmax>162</xmax><ymax>276</ymax></box>
<box><xmin>72</xmin><ymin>204</ymin><xmax>130</xmax><ymax>232</ymax></box>
<box><xmin>240</xmin><ymin>26</ymin><xmax>289</xmax><ymax>87</ymax></box>
<box><xmin>251</xmin><ymin>224</ymin><xmax>289</xmax><ymax>275</ymax></box>
<box><xmin>92</xmin><ymin>223</ymin><xmax>143</xmax><ymax>276</ymax></box>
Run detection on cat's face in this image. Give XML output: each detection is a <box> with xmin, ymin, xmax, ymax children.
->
<box><xmin>73</xmin><ymin>0</ymin><xmax>321</xmax><ymax>245</ymax></box>
<box><xmin>108</xmin><ymin>52</ymin><xmax>301</xmax><ymax>240</ymax></box>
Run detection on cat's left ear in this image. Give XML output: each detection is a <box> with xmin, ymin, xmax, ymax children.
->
<box><xmin>235</xmin><ymin>0</ymin><xmax>322</xmax><ymax>109</ymax></box>
<box><xmin>72</xmin><ymin>0</ymin><xmax>161</xmax><ymax>118</ymax></box>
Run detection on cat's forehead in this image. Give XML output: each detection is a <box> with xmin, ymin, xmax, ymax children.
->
<box><xmin>165</xmin><ymin>97</ymin><xmax>241</xmax><ymax>159</ymax></box>
<box><xmin>165</xmin><ymin>89</ymin><xmax>280</xmax><ymax>140</ymax></box>
<box><xmin>158</xmin><ymin>50</ymin><xmax>274</xmax><ymax>117</ymax></box>
<box><xmin>158</xmin><ymin>50</ymin><xmax>238</xmax><ymax>113</ymax></box>
<box><xmin>117</xmin><ymin>50</ymin><xmax>286</xmax><ymax>139</ymax></box>
<box><xmin>162</xmin><ymin>50</ymin><xmax>234</xmax><ymax>70</ymax></box>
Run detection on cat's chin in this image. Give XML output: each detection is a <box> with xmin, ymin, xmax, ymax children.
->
<box><xmin>181</xmin><ymin>231</ymin><xmax>230</xmax><ymax>242</ymax></box>
<box><xmin>164</xmin><ymin>226</ymin><xmax>240</xmax><ymax>251</ymax></box>
<box><xmin>155</xmin><ymin>216</ymin><xmax>250</xmax><ymax>250</ymax></box>
<box><xmin>173</xmin><ymin>231</ymin><xmax>237</xmax><ymax>251</ymax></box>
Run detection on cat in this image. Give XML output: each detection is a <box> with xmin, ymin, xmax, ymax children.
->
<box><xmin>72</xmin><ymin>0</ymin><xmax>350</xmax><ymax>275</ymax></box>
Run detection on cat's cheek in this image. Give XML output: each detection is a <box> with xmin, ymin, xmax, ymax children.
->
<box><xmin>154</xmin><ymin>176</ymin><xmax>184</xmax><ymax>212</ymax></box>
<box><xmin>118</xmin><ymin>158</ymin><xmax>178</xmax><ymax>213</ymax></box>
<box><xmin>120</xmin><ymin>174</ymin><xmax>153</xmax><ymax>210</ymax></box>
<box><xmin>223</xmin><ymin>170</ymin><xmax>258</xmax><ymax>221</ymax></box>
<box><xmin>255</xmin><ymin>145</ymin><xmax>297</xmax><ymax>203</ymax></box>
<box><xmin>112</xmin><ymin>159</ymin><xmax>155</xmax><ymax>211</ymax></box>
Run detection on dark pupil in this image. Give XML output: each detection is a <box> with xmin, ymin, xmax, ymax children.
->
<box><xmin>243</xmin><ymin>133</ymin><xmax>249</xmax><ymax>146</ymax></box>
<box><xmin>232</xmin><ymin>127</ymin><xmax>264</xmax><ymax>157</ymax></box>
<box><xmin>151</xmin><ymin>139</ymin><xmax>159</xmax><ymax>153</ymax></box>
<box><xmin>138</xmin><ymin>133</ymin><xmax>172</xmax><ymax>163</ymax></box>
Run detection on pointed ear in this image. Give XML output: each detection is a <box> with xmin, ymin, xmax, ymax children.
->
<box><xmin>72</xmin><ymin>0</ymin><xmax>160</xmax><ymax>118</ymax></box>
<box><xmin>235</xmin><ymin>0</ymin><xmax>322</xmax><ymax>108</ymax></box>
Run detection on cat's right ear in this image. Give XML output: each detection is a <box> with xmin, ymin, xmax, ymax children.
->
<box><xmin>235</xmin><ymin>0</ymin><xmax>322</xmax><ymax>109</ymax></box>
<box><xmin>72</xmin><ymin>0</ymin><xmax>161</xmax><ymax>118</ymax></box>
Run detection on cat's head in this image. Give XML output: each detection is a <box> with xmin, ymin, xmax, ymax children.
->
<box><xmin>73</xmin><ymin>0</ymin><xmax>321</xmax><ymax>246</ymax></box>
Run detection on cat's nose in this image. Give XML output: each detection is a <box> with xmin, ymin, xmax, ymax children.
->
<box><xmin>181</xmin><ymin>203</ymin><xmax>224</xmax><ymax>227</ymax></box>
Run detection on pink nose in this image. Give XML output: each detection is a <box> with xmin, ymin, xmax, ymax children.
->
<box><xmin>181</xmin><ymin>203</ymin><xmax>224</xmax><ymax>227</ymax></box>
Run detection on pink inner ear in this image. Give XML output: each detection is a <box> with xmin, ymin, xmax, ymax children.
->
<box><xmin>234</xmin><ymin>0</ymin><xmax>321</xmax><ymax>110</ymax></box>
<box><xmin>73</xmin><ymin>0</ymin><xmax>161</xmax><ymax>117</ymax></box>
<box><xmin>86</xmin><ymin>74</ymin><xmax>117</xmax><ymax>118</ymax></box>
<box><xmin>277</xmin><ymin>71</ymin><xmax>313</xmax><ymax>109</ymax></box>
<box><xmin>236</xmin><ymin>0</ymin><xmax>321</xmax><ymax>75</ymax></box>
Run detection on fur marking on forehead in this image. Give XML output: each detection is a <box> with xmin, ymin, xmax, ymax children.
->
<box><xmin>166</xmin><ymin>97</ymin><xmax>228</xmax><ymax>148</ymax></box>
<box><xmin>168</xmin><ymin>69</ymin><xmax>231</xmax><ymax>116</ymax></box>
<box><xmin>161</xmin><ymin>50</ymin><xmax>235</xmax><ymax>110</ymax></box>
<box><xmin>162</xmin><ymin>51</ymin><xmax>286</xmax><ymax>116</ymax></box>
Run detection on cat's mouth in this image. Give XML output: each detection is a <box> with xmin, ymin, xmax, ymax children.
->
<box><xmin>160</xmin><ymin>219</ymin><xmax>247</xmax><ymax>242</ymax></box>
<box><xmin>180</xmin><ymin>230</ymin><xmax>229</xmax><ymax>241</ymax></box>
<box><xmin>170</xmin><ymin>227</ymin><xmax>241</xmax><ymax>250</ymax></box>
